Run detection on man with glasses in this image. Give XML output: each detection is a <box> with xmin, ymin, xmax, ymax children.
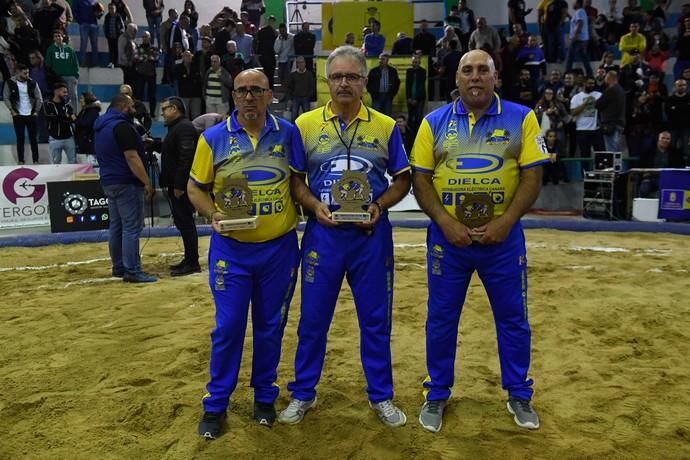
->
<box><xmin>149</xmin><ymin>97</ymin><xmax>200</xmax><ymax>276</ymax></box>
<box><xmin>188</xmin><ymin>69</ymin><xmax>301</xmax><ymax>439</ymax></box>
<box><xmin>278</xmin><ymin>45</ymin><xmax>411</xmax><ymax>428</ymax></box>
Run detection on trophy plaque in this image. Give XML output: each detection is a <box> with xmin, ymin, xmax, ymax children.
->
<box><xmin>215</xmin><ymin>176</ymin><xmax>257</xmax><ymax>231</ymax></box>
<box><xmin>456</xmin><ymin>194</ymin><xmax>494</xmax><ymax>240</ymax></box>
<box><xmin>330</xmin><ymin>170</ymin><xmax>372</xmax><ymax>223</ymax></box>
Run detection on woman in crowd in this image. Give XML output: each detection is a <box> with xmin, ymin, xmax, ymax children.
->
<box><xmin>112</xmin><ymin>0</ymin><xmax>133</xmax><ymax>24</ymax></box>
<box><xmin>183</xmin><ymin>1</ymin><xmax>199</xmax><ymax>29</ymax></box>
<box><xmin>535</xmin><ymin>88</ymin><xmax>569</xmax><ymax>148</ymax></box>
<box><xmin>543</xmin><ymin>129</ymin><xmax>568</xmax><ymax>185</ymax></box>
<box><xmin>75</xmin><ymin>91</ymin><xmax>101</xmax><ymax>159</ymax></box>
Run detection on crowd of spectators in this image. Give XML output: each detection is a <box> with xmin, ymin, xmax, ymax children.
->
<box><xmin>0</xmin><ymin>0</ymin><xmax>688</xmax><ymax>174</ymax></box>
<box><xmin>0</xmin><ymin>0</ymin><xmax>318</xmax><ymax>164</ymax></box>
<box><xmin>359</xmin><ymin>0</ymin><xmax>689</xmax><ymax>178</ymax></box>
<box><xmin>411</xmin><ymin>0</ymin><xmax>690</xmax><ymax>180</ymax></box>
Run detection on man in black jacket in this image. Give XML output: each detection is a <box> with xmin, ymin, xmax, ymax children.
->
<box><xmin>595</xmin><ymin>70</ymin><xmax>626</xmax><ymax>152</ymax></box>
<box><xmin>256</xmin><ymin>15</ymin><xmax>277</xmax><ymax>88</ymax></box>
<box><xmin>175</xmin><ymin>50</ymin><xmax>202</xmax><ymax>119</ymax></box>
<box><xmin>412</xmin><ymin>20</ymin><xmax>437</xmax><ymax>56</ymax></box>
<box><xmin>43</xmin><ymin>82</ymin><xmax>76</xmax><ymax>164</ymax></box>
<box><xmin>366</xmin><ymin>53</ymin><xmax>400</xmax><ymax>116</ymax></box>
<box><xmin>405</xmin><ymin>54</ymin><xmax>426</xmax><ymax>134</ymax></box>
<box><xmin>293</xmin><ymin>22</ymin><xmax>316</xmax><ymax>73</ymax></box>
<box><xmin>665</xmin><ymin>79</ymin><xmax>690</xmax><ymax>164</ymax></box>
<box><xmin>3</xmin><ymin>64</ymin><xmax>43</xmax><ymax>164</ymax></box>
<box><xmin>155</xmin><ymin>97</ymin><xmax>201</xmax><ymax>276</ymax></box>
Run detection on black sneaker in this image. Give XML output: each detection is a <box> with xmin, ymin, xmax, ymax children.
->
<box><xmin>254</xmin><ymin>401</ymin><xmax>276</xmax><ymax>427</ymax></box>
<box><xmin>169</xmin><ymin>259</ymin><xmax>186</xmax><ymax>270</ymax></box>
<box><xmin>171</xmin><ymin>263</ymin><xmax>201</xmax><ymax>277</ymax></box>
<box><xmin>198</xmin><ymin>411</ymin><xmax>227</xmax><ymax>439</ymax></box>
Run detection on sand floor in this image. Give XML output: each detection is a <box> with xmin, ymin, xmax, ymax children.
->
<box><xmin>1</xmin><ymin>228</ymin><xmax>690</xmax><ymax>459</ymax></box>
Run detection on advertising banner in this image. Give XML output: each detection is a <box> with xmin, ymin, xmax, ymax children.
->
<box><xmin>0</xmin><ymin>165</ymin><xmax>96</xmax><ymax>228</ymax></box>
<box><xmin>47</xmin><ymin>180</ymin><xmax>109</xmax><ymax>233</ymax></box>
<box><xmin>658</xmin><ymin>169</ymin><xmax>690</xmax><ymax>220</ymax></box>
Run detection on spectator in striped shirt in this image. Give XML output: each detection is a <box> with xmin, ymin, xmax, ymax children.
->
<box><xmin>203</xmin><ymin>54</ymin><xmax>233</xmax><ymax>114</ymax></box>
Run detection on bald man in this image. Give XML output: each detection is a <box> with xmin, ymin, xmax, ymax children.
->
<box><xmin>94</xmin><ymin>94</ymin><xmax>156</xmax><ymax>282</ymax></box>
<box><xmin>119</xmin><ymin>84</ymin><xmax>151</xmax><ymax>134</ymax></box>
<box><xmin>410</xmin><ymin>50</ymin><xmax>549</xmax><ymax>432</ymax></box>
<box><xmin>188</xmin><ymin>69</ymin><xmax>302</xmax><ymax>439</ymax></box>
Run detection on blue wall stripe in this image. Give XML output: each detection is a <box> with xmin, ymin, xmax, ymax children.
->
<box><xmin>0</xmin><ymin>216</ymin><xmax>688</xmax><ymax>248</ymax></box>
<box><xmin>0</xmin><ymin>120</ymin><xmax>167</xmax><ymax>144</ymax></box>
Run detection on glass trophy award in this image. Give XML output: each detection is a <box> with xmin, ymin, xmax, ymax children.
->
<box><xmin>214</xmin><ymin>176</ymin><xmax>257</xmax><ymax>231</ymax></box>
<box><xmin>330</xmin><ymin>170</ymin><xmax>372</xmax><ymax>223</ymax></box>
<box><xmin>455</xmin><ymin>194</ymin><xmax>494</xmax><ymax>240</ymax></box>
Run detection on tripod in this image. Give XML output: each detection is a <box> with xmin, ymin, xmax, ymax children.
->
<box><xmin>146</xmin><ymin>151</ymin><xmax>161</xmax><ymax>228</ymax></box>
<box><xmin>290</xmin><ymin>4</ymin><xmax>304</xmax><ymax>32</ymax></box>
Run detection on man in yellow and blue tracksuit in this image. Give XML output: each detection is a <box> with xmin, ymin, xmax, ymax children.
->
<box><xmin>411</xmin><ymin>50</ymin><xmax>550</xmax><ymax>433</ymax></box>
<box><xmin>187</xmin><ymin>70</ymin><xmax>301</xmax><ymax>439</ymax></box>
<box><xmin>278</xmin><ymin>45</ymin><xmax>411</xmax><ymax>428</ymax></box>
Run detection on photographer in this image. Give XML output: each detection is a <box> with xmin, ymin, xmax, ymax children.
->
<box><xmin>149</xmin><ymin>97</ymin><xmax>201</xmax><ymax>276</ymax></box>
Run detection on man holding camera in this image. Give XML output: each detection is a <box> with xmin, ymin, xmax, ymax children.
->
<box><xmin>151</xmin><ymin>97</ymin><xmax>201</xmax><ymax>276</ymax></box>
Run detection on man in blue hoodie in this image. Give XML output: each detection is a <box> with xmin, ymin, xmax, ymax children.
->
<box><xmin>73</xmin><ymin>0</ymin><xmax>100</xmax><ymax>67</ymax></box>
<box><xmin>94</xmin><ymin>94</ymin><xmax>157</xmax><ymax>283</ymax></box>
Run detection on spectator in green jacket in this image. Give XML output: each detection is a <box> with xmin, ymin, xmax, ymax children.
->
<box><xmin>45</xmin><ymin>30</ymin><xmax>80</xmax><ymax>111</ymax></box>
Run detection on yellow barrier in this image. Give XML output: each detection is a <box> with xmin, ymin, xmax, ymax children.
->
<box><xmin>321</xmin><ymin>1</ymin><xmax>414</xmax><ymax>51</ymax></box>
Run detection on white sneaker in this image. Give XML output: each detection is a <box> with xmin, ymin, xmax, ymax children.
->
<box><xmin>278</xmin><ymin>397</ymin><xmax>317</xmax><ymax>424</ymax></box>
<box><xmin>369</xmin><ymin>399</ymin><xmax>407</xmax><ymax>427</ymax></box>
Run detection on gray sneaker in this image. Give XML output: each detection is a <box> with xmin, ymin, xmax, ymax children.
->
<box><xmin>507</xmin><ymin>398</ymin><xmax>540</xmax><ymax>429</ymax></box>
<box><xmin>419</xmin><ymin>399</ymin><xmax>447</xmax><ymax>433</ymax></box>
<box><xmin>369</xmin><ymin>400</ymin><xmax>407</xmax><ymax>427</ymax></box>
<box><xmin>278</xmin><ymin>397</ymin><xmax>317</xmax><ymax>424</ymax></box>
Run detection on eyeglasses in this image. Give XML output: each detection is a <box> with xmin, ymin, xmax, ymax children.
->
<box><xmin>233</xmin><ymin>86</ymin><xmax>269</xmax><ymax>97</ymax></box>
<box><xmin>160</xmin><ymin>105</ymin><xmax>172</xmax><ymax>112</ymax></box>
<box><xmin>328</xmin><ymin>73</ymin><xmax>364</xmax><ymax>83</ymax></box>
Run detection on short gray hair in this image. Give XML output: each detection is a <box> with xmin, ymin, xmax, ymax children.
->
<box><xmin>326</xmin><ymin>45</ymin><xmax>367</xmax><ymax>77</ymax></box>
